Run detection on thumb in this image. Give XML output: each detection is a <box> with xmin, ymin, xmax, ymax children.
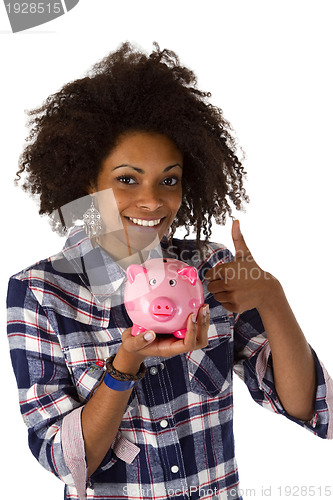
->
<box><xmin>121</xmin><ymin>327</ymin><xmax>156</xmax><ymax>353</ymax></box>
<box><xmin>232</xmin><ymin>220</ymin><xmax>250</xmax><ymax>257</ymax></box>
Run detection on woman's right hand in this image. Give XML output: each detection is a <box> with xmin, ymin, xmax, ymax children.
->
<box><xmin>113</xmin><ymin>304</ymin><xmax>210</xmax><ymax>374</ymax></box>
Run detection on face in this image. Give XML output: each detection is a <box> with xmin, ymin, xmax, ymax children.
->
<box><xmin>89</xmin><ymin>131</ymin><xmax>183</xmax><ymax>260</ymax></box>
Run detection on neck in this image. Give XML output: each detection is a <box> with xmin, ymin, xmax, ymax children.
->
<box><xmin>96</xmin><ymin>230</ymin><xmax>161</xmax><ymax>269</ymax></box>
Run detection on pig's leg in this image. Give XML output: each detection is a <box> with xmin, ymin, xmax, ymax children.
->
<box><xmin>172</xmin><ymin>329</ymin><xmax>187</xmax><ymax>339</ymax></box>
<box><xmin>131</xmin><ymin>324</ymin><xmax>146</xmax><ymax>336</ymax></box>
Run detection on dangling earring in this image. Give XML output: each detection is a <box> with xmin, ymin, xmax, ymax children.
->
<box><xmin>83</xmin><ymin>197</ymin><xmax>103</xmax><ymax>246</ymax></box>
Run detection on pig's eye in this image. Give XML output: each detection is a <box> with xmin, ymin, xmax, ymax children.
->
<box><xmin>149</xmin><ymin>278</ymin><xmax>157</xmax><ymax>286</ymax></box>
<box><xmin>169</xmin><ymin>279</ymin><xmax>177</xmax><ymax>287</ymax></box>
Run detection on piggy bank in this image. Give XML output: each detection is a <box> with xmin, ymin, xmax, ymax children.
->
<box><xmin>124</xmin><ymin>258</ymin><xmax>204</xmax><ymax>338</ymax></box>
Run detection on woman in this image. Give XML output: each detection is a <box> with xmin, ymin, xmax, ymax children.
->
<box><xmin>7</xmin><ymin>42</ymin><xmax>332</xmax><ymax>500</ymax></box>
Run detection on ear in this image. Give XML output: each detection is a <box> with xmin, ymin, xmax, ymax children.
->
<box><xmin>177</xmin><ymin>266</ymin><xmax>198</xmax><ymax>285</ymax></box>
<box><xmin>127</xmin><ymin>264</ymin><xmax>148</xmax><ymax>284</ymax></box>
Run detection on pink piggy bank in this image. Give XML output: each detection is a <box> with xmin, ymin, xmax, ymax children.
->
<box><xmin>124</xmin><ymin>258</ymin><xmax>204</xmax><ymax>338</ymax></box>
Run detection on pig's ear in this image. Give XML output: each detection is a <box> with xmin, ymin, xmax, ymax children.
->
<box><xmin>177</xmin><ymin>266</ymin><xmax>198</xmax><ymax>285</ymax></box>
<box><xmin>127</xmin><ymin>264</ymin><xmax>148</xmax><ymax>284</ymax></box>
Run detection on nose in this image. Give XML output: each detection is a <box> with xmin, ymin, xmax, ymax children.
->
<box><xmin>149</xmin><ymin>297</ymin><xmax>176</xmax><ymax>322</ymax></box>
<box><xmin>135</xmin><ymin>185</ymin><xmax>163</xmax><ymax>211</ymax></box>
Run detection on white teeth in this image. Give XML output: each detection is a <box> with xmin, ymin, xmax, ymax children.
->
<box><xmin>129</xmin><ymin>217</ymin><xmax>161</xmax><ymax>227</ymax></box>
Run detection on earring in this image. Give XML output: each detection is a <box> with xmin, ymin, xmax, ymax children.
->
<box><xmin>83</xmin><ymin>197</ymin><xmax>103</xmax><ymax>246</ymax></box>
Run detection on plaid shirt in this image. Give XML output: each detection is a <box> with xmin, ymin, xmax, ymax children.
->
<box><xmin>7</xmin><ymin>227</ymin><xmax>332</xmax><ymax>500</ymax></box>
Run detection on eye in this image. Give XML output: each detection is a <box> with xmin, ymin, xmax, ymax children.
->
<box><xmin>116</xmin><ymin>175</ymin><xmax>136</xmax><ymax>185</ymax></box>
<box><xmin>162</xmin><ymin>176</ymin><xmax>179</xmax><ymax>186</ymax></box>
<box><xmin>169</xmin><ymin>279</ymin><xmax>177</xmax><ymax>287</ymax></box>
<box><xmin>149</xmin><ymin>278</ymin><xmax>157</xmax><ymax>286</ymax></box>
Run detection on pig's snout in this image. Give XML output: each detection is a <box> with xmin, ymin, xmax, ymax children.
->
<box><xmin>149</xmin><ymin>297</ymin><xmax>177</xmax><ymax>322</ymax></box>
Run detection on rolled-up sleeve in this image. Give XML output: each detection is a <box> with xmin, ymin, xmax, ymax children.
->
<box><xmin>233</xmin><ymin>308</ymin><xmax>333</xmax><ymax>439</ymax></box>
<box><xmin>62</xmin><ymin>407</ymin><xmax>87</xmax><ymax>499</ymax></box>
<box><xmin>7</xmin><ymin>277</ymin><xmax>88</xmax><ymax>496</ymax></box>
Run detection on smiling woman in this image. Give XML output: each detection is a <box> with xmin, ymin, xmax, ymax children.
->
<box><xmin>6</xmin><ymin>41</ymin><xmax>333</xmax><ymax>500</ymax></box>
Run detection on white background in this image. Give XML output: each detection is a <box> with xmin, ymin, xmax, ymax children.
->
<box><xmin>1</xmin><ymin>1</ymin><xmax>332</xmax><ymax>499</ymax></box>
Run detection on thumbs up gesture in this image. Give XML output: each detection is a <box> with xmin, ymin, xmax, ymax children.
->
<box><xmin>205</xmin><ymin>220</ymin><xmax>277</xmax><ymax>313</ymax></box>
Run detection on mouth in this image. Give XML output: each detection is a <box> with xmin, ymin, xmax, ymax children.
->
<box><xmin>152</xmin><ymin>312</ymin><xmax>173</xmax><ymax>322</ymax></box>
<box><xmin>126</xmin><ymin>217</ymin><xmax>164</xmax><ymax>228</ymax></box>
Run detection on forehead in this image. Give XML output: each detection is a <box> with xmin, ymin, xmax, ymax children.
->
<box><xmin>103</xmin><ymin>131</ymin><xmax>183</xmax><ymax>167</ymax></box>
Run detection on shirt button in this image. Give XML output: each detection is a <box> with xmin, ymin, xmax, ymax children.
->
<box><xmin>160</xmin><ymin>419</ymin><xmax>168</xmax><ymax>428</ymax></box>
<box><xmin>150</xmin><ymin>366</ymin><xmax>158</xmax><ymax>375</ymax></box>
<box><xmin>171</xmin><ymin>465</ymin><xmax>179</xmax><ymax>474</ymax></box>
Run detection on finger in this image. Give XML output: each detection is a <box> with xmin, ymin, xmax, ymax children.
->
<box><xmin>211</xmin><ymin>291</ymin><xmax>235</xmax><ymax>305</ymax></box>
<box><xmin>196</xmin><ymin>304</ymin><xmax>210</xmax><ymax>327</ymax></box>
<box><xmin>183</xmin><ymin>305</ymin><xmax>209</xmax><ymax>350</ymax></box>
<box><xmin>211</xmin><ymin>291</ymin><xmax>241</xmax><ymax>313</ymax></box>
<box><xmin>221</xmin><ymin>302</ymin><xmax>236</xmax><ymax>312</ymax></box>
<box><xmin>195</xmin><ymin>304</ymin><xmax>210</xmax><ymax>347</ymax></box>
<box><xmin>207</xmin><ymin>264</ymin><xmax>240</xmax><ymax>290</ymax></box>
<box><xmin>232</xmin><ymin>219</ymin><xmax>250</xmax><ymax>258</ymax></box>
<box><xmin>207</xmin><ymin>279</ymin><xmax>231</xmax><ymax>294</ymax></box>
<box><xmin>121</xmin><ymin>327</ymin><xmax>156</xmax><ymax>353</ymax></box>
<box><xmin>183</xmin><ymin>312</ymin><xmax>198</xmax><ymax>350</ymax></box>
<box><xmin>205</xmin><ymin>263</ymin><xmax>226</xmax><ymax>281</ymax></box>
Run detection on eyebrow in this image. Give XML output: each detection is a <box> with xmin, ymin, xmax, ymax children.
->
<box><xmin>112</xmin><ymin>163</ymin><xmax>183</xmax><ymax>173</ymax></box>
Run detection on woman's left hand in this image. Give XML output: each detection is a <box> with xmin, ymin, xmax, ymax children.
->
<box><xmin>205</xmin><ymin>220</ymin><xmax>280</xmax><ymax>313</ymax></box>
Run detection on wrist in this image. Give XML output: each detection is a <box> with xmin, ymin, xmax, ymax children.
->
<box><xmin>113</xmin><ymin>344</ymin><xmax>146</xmax><ymax>375</ymax></box>
<box><xmin>104</xmin><ymin>372</ymin><xmax>137</xmax><ymax>391</ymax></box>
<box><xmin>256</xmin><ymin>275</ymin><xmax>284</xmax><ymax>315</ymax></box>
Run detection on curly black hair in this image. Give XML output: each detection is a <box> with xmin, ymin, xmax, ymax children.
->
<box><xmin>16</xmin><ymin>41</ymin><xmax>249</xmax><ymax>246</ymax></box>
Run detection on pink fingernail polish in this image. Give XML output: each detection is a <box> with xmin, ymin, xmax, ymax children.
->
<box><xmin>144</xmin><ymin>331</ymin><xmax>154</xmax><ymax>341</ymax></box>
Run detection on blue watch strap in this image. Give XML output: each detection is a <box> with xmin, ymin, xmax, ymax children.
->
<box><xmin>103</xmin><ymin>371</ymin><xmax>136</xmax><ymax>391</ymax></box>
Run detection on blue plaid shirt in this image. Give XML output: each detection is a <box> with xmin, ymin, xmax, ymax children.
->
<box><xmin>7</xmin><ymin>227</ymin><xmax>332</xmax><ymax>500</ymax></box>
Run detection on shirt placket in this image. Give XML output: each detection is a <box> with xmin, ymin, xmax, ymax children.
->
<box><xmin>143</xmin><ymin>360</ymin><xmax>191</xmax><ymax>499</ymax></box>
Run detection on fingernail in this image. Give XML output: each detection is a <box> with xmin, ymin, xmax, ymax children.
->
<box><xmin>192</xmin><ymin>314</ymin><xmax>197</xmax><ymax>324</ymax></box>
<box><xmin>144</xmin><ymin>331</ymin><xmax>155</xmax><ymax>341</ymax></box>
<box><xmin>203</xmin><ymin>305</ymin><xmax>209</xmax><ymax>316</ymax></box>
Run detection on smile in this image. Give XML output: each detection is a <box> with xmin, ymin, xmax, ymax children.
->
<box><xmin>128</xmin><ymin>217</ymin><xmax>162</xmax><ymax>227</ymax></box>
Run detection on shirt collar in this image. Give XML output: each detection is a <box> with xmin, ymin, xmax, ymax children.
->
<box><xmin>61</xmin><ymin>226</ymin><xmax>165</xmax><ymax>304</ymax></box>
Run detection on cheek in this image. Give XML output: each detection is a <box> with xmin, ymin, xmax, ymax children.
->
<box><xmin>112</xmin><ymin>195</ymin><xmax>126</xmax><ymax>212</ymax></box>
<box><xmin>95</xmin><ymin>188</ymin><xmax>124</xmax><ymax>230</ymax></box>
<box><xmin>102</xmin><ymin>187</ymin><xmax>125</xmax><ymax>209</ymax></box>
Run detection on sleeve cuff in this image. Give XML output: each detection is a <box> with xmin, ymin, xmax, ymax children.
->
<box><xmin>61</xmin><ymin>407</ymin><xmax>141</xmax><ymax>498</ymax></box>
<box><xmin>112</xmin><ymin>431</ymin><xmax>140</xmax><ymax>464</ymax></box>
<box><xmin>62</xmin><ymin>406</ymin><xmax>87</xmax><ymax>500</ymax></box>
<box><xmin>319</xmin><ymin>360</ymin><xmax>333</xmax><ymax>439</ymax></box>
<box><xmin>256</xmin><ymin>344</ymin><xmax>333</xmax><ymax>438</ymax></box>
